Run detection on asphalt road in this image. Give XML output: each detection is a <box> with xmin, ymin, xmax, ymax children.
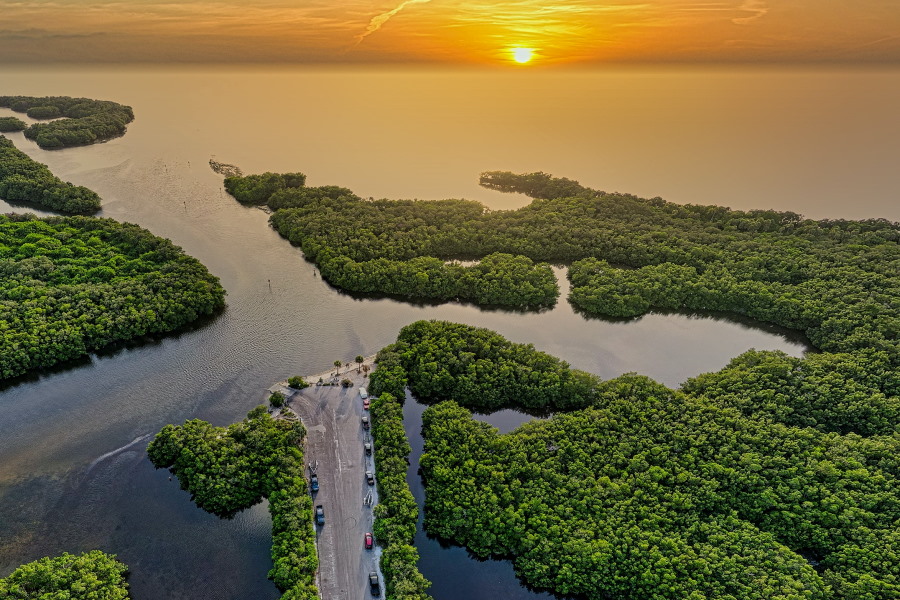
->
<box><xmin>287</xmin><ymin>366</ymin><xmax>382</xmax><ymax>600</ymax></box>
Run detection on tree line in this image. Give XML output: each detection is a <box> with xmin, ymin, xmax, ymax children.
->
<box><xmin>147</xmin><ymin>406</ymin><xmax>319</xmax><ymax>599</ymax></box>
<box><xmin>0</xmin><ymin>95</ymin><xmax>135</xmax><ymax>149</ymax></box>
<box><xmin>374</xmin><ymin>320</ymin><xmax>899</xmax><ymax>600</ymax></box>
<box><xmin>0</xmin><ymin>135</ymin><xmax>102</xmax><ymax>213</ymax></box>
<box><xmin>368</xmin><ymin>349</ymin><xmax>433</xmax><ymax>600</ymax></box>
<box><xmin>0</xmin><ymin>213</ymin><xmax>226</xmax><ymax>380</ymax></box>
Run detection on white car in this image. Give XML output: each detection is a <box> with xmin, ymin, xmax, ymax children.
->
<box><xmin>359</xmin><ymin>387</ymin><xmax>368</xmax><ymax>399</ymax></box>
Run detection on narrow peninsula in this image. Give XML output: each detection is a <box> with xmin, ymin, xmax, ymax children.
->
<box><xmin>0</xmin><ymin>136</ymin><xmax>102</xmax><ymax>213</ymax></box>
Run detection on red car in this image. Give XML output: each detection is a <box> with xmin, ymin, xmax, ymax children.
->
<box><xmin>363</xmin><ymin>398</ymin><xmax>370</xmax><ymax>410</ymax></box>
<box><xmin>364</xmin><ymin>532</ymin><xmax>374</xmax><ymax>549</ymax></box>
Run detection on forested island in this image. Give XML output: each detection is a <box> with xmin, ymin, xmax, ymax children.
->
<box><xmin>0</xmin><ymin>116</ymin><xmax>26</xmax><ymax>132</ymax></box>
<box><xmin>0</xmin><ymin>136</ymin><xmax>102</xmax><ymax>213</ymax></box>
<box><xmin>0</xmin><ymin>550</ymin><xmax>130</xmax><ymax>599</ymax></box>
<box><xmin>367</xmin><ymin>320</ymin><xmax>899</xmax><ymax>600</ymax></box>
<box><xmin>147</xmin><ymin>406</ymin><xmax>319</xmax><ymax>600</ymax></box>
<box><xmin>0</xmin><ymin>214</ymin><xmax>226</xmax><ymax>380</ymax></box>
<box><xmin>224</xmin><ymin>172</ymin><xmax>558</xmax><ymax>309</ymax></box>
<box><xmin>0</xmin><ymin>95</ymin><xmax>134</xmax><ymax>149</ymax></box>
<box><xmin>223</xmin><ymin>170</ymin><xmax>898</xmax><ymax>361</ymax></box>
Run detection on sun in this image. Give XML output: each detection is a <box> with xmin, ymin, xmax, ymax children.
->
<box><xmin>512</xmin><ymin>48</ymin><xmax>534</xmax><ymax>64</ymax></box>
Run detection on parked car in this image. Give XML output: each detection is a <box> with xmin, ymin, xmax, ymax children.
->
<box><xmin>362</xmin><ymin>415</ymin><xmax>369</xmax><ymax>429</ymax></box>
<box><xmin>310</xmin><ymin>474</ymin><xmax>319</xmax><ymax>493</ymax></box>
<box><xmin>364</xmin><ymin>442</ymin><xmax>372</xmax><ymax>455</ymax></box>
<box><xmin>366</xmin><ymin>470</ymin><xmax>375</xmax><ymax>485</ymax></box>
<box><xmin>369</xmin><ymin>572</ymin><xmax>380</xmax><ymax>596</ymax></box>
<box><xmin>364</xmin><ymin>532</ymin><xmax>374</xmax><ymax>549</ymax></box>
<box><xmin>359</xmin><ymin>387</ymin><xmax>368</xmax><ymax>399</ymax></box>
<box><xmin>363</xmin><ymin>397</ymin><xmax>370</xmax><ymax>410</ymax></box>
<box><xmin>315</xmin><ymin>505</ymin><xmax>325</xmax><ymax>525</ymax></box>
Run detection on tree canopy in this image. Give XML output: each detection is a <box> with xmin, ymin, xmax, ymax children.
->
<box><xmin>0</xmin><ymin>116</ymin><xmax>27</xmax><ymax>133</ymax></box>
<box><xmin>0</xmin><ymin>214</ymin><xmax>226</xmax><ymax>380</ymax></box>
<box><xmin>0</xmin><ymin>135</ymin><xmax>102</xmax><ymax>214</ymax></box>
<box><xmin>0</xmin><ymin>95</ymin><xmax>134</xmax><ymax>149</ymax></box>
<box><xmin>0</xmin><ymin>550</ymin><xmax>131</xmax><ymax>599</ymax></box>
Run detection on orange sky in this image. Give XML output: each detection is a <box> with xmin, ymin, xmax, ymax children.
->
<box><xmin>1</xmin><ymin>0</ymin><xmax>900</xmax><ymax>65</ymax></box>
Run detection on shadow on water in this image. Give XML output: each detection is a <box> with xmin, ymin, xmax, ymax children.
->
<box><xmin>331</xmin><ymin>285</ymin><xmax>559</xmax><ymax>315</ymax></box>
<box><xmin>0</xmin><ymin>308</ymin><xmax>227</xmax><ymax>394</ymax></box>
<box><xmin>569</xmin><ymin>302</ymin><xmax>815</xmax><ymax>351</ymax></box>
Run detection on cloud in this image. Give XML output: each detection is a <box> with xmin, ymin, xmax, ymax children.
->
<box><xmin>355</xmin><ymin>0</ymin><xmax>433</xmax><ymax>45</ymax></box>
<box><xmin>732</xmin><ymin>0</ymin><xmax>767</xmax><ymax>24</ymax></box>
<box><xmin>0</xmin><ymin>28</ymin><xmax>106</xmax><ymax>39</ymax></box>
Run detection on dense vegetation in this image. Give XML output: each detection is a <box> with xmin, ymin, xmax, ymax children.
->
<box><xmin>0</xmin><ymin>116</ymin><xmax>26</xmax><ymax>132</ymax></box>
<box><xmin>0</xmin><ymin>550</ymin><xmax>131</xmax><ymax>599</ymax></box>
<box><xmin>0</xmin><ymin>95</ymin><xmax>134</xmax><ymax>149</ymax></box>
<box><xmin>0</xmin><ymin>136</ymin><xmax>102</xmax><ymax>213</ymax></box>
<box><xmin>385</xmin><ymin>320</ymin><xmax>602</xmax><ymax>414</ymax></box>
<box><xmin>224</xmin><ymin>169</ymin><xmax>899</xmax><ymax>346</ymax></box>
<box><xmin>368</xmin><ymin>352</ymin><xmax>432</xmax><ymax>600</ymax></box>
<box><xmin>371</xmin><ymin>320</ymin><xmax>900</xmax><ymax>600</ymax></box>
<box><xmin>0</xmin><ymin>214</ymin><xmax>226</xmax><ymax>380</ymax></box>
<box><xmin>223</xmin><ymin>172</ymin><xmax>557</xmax><ymax>308</ymax></box>
<box><xmin>147</xmin><ymin>406</ymin><xmax>319</xmax><ymax>599</ymax></box>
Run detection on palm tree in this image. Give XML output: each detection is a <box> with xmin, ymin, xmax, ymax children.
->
<box><xmin>355</xmin><ymin>355</ymin><xmax>364</xmax><ymax>373</ymax></box>
<box><xmin>333</xmin><ymin>359</ymin><xmax>342</xmax><ymax>375</ymax></box>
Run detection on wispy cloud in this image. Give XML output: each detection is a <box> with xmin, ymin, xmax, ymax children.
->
<box><xmin>355</xmin><ymin>0</ymin><xmax>433</xmax><ymax>45</ymax></box>
<box><xmin>732</xmin><ymin>0</ymin><xmax>768</xmax><ymax>25</ymax></box>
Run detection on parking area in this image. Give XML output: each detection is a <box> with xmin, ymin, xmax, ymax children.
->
<box><xmin>283</xmin><ymin>363</ymin><xmax>382</xmax><ymax>599</ymax></box>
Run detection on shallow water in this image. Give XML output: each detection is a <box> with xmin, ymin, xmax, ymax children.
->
<box><xmin>0</xmin><ymin>65</ymin><xmax>864</xmax><ymax>598</ymax></box>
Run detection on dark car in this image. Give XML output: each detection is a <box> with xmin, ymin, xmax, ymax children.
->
<box><xmin>364</xmin><ymin>532</ymin><xmax>373</xmax><ymax>549</ymax></box>
<box><xmin>315</xmin><ymin>505</ymin><xmax>325</xmax><ymax>525</ymax></box>
<box><xmin>364</xmin><ymin>442</ymin><xmax>372</xmax><ymax>456</ymax></box>
<box><xmin>369</xmin><ymin>571</ymin><xmax>380</xmax><ymax>596</ymax></box>
<box><xmin>362</xmin><ymin>415</ymin><xmax>370</xmax><ymax>429</ymax></box>
<box><xmin>310</xmin><ymin>475</ymin><xmax>319</xmax><ymax>493</ymax></box>
<box><xmin>366</xmin><ymin>470</ymin><xmax>375</xmax><ymax>485</ymax></box>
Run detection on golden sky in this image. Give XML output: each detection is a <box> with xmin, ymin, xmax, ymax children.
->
<box><xmin>1</xmin><ymin>0</ymin><xmax>899</xmax><ymax>65</ymax></box>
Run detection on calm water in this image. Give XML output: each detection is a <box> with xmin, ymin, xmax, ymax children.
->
<box><xmin>2</xmin><ymin>65</ymin><xmax>886</xmax><ymax>599</ymax></box>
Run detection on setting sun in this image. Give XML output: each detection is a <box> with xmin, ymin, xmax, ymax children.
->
<box><xmin>512</xmin><ymin>48</ymin><xmax>534</xmax><ymax>64</ymax></box>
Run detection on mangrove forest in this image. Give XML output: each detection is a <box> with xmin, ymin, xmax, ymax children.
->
<box><xmin>0</xmin><ymin>213</ymin><xmax>226</xmax><ymax>380</ymax></box>
<box><xmin>0</xmin><ymin>95</ymin><xmax>135</xmax><ymax>149</ymax></box>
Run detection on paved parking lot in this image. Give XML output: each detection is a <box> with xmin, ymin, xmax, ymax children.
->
<box><xmin>286</xmin><ymin>365</ymin><xmax>382</xmax><ymax>599</ymax></box>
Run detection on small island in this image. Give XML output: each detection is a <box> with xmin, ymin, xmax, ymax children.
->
<box><xmin>0</xmin><ymin>116</ymin><xmax>27</xmax><ymax>132</ymax></box>
<box><xmin>0</xmin><ymin>95</ymin><xmax>134</xmax><ymax>149</ymax></box>
<box><xmin>0</xmin><ymin>213</ymin><xmax>226</xmax><ymax>381</ymax></box>
<box><xmin>0</xmin><ymin>135</ymin><xmax>102</xmax><ymax>213</ymax></box>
